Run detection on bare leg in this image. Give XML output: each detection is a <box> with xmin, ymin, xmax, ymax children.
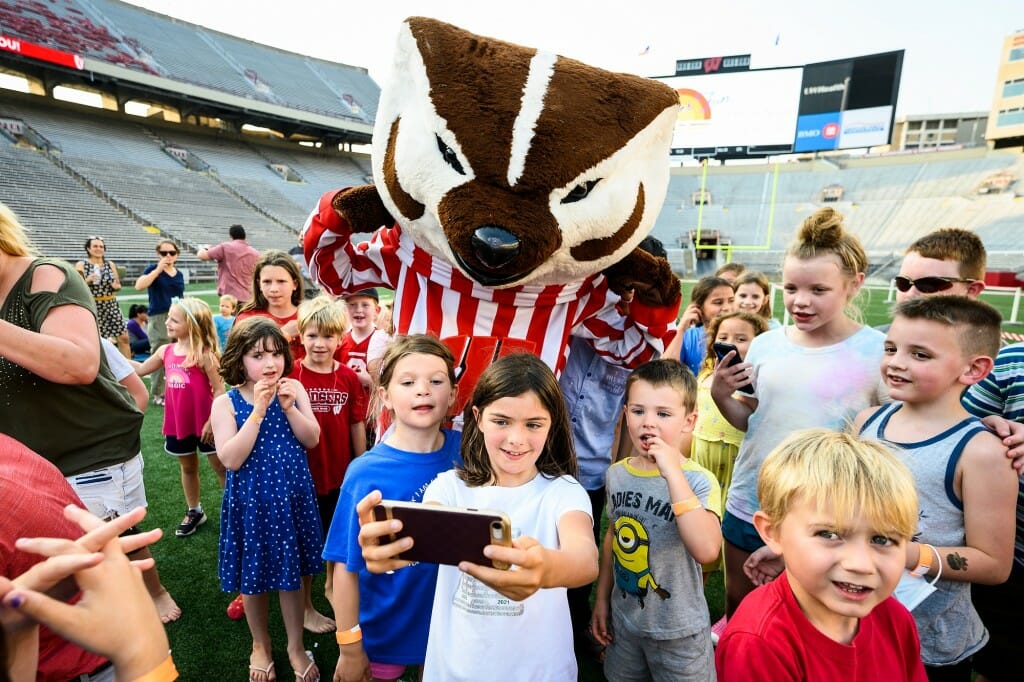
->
<box><xmin>130</xmin><ymin>546</ymin><xmax>181</xmax><ymax>623</ymax></box>
<box><xmin>324</xmin><ymin>560</ymin><xmax>335</xmax><ymax>604</ymax></box>
<box><xmin>724</xmin><ymin>540</ymin><xmax>755</xmax><ymax>618</ymax></box>
<box><xmin>244</xmin><ymin>593</ymin><xmax>276</xmax><ymax>682</ymax></box>
<box><xmin>280</xmin><ymin>588</ymin><xmax>318</xmax><ymax>681</ymax></box>
<box><xmin>179</xmin><ymin>453</ymin><xmax>200</xmax><ymax>509</ymax></box>
<box><xmin>116</xmin><ymin>332</ymin><xmax>130</xmax><ymax>358</ymax></box>
<box><xmin>302</xmin><ymin>574</ymin><xmax>336</xmax><ymax>633</ymax></box>
<box><xmin>207</xmin><ymin>452</ymin><xmax>227</xmax><ymax>488</ymax></box>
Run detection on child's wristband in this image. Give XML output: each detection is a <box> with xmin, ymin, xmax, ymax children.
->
<box><xmin>910</xmin><ymin>543</ymin><xmax>935</xmax><ymax>578</ymax></box>
<box><xmin>336</xmin><ymin>624</ymin><xmax>362</xmax><ymax>645</ymax></box>
<box><xmin>129</xmin><ymin>654</ymin><xmax>178</xmax><ymax>682</ymax></box>
<box><xmin>671</xmin><ymin>497</ymin><xmax>703</xmax><ymax>516</ymax></box>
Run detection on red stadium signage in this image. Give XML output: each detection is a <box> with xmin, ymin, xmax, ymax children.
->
<box><xmin>0</xmin><ymin>35</ymin><xmax>84</xmax><ymax>71</ymax></box>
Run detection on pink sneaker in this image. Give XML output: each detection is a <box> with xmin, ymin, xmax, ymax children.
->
<box><xmin>226</xmin><ymin>594</ymin><xmax>245</xmax><ymax>620</ymax></box>
<box><xmin>710</xmin><ymin>615</ymin><xmax>727</xmax><ymax>646</ymax></box>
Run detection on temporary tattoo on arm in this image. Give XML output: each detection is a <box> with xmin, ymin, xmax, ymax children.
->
<box><xmin>946</xmin><ymin>552</ymin><xmax>968</xmax><ymax>571</ymax></box>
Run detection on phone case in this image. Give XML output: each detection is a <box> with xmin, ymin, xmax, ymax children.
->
<box><xmin>713</xmin><ymin>342</ymin><xmax>755</xmax><ymax>395</ymax></box>
<box><xmin>372</xmin><ymin>501</ymin><xmax>513</xmax><ymax>570</ymax></box>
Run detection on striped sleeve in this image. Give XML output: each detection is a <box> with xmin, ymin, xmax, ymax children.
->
<box><xmin>301</xmin><ymin>189</ymin><xmax>399</xmax><ymax>295</ymax></box>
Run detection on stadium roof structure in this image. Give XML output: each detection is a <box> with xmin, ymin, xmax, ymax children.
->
<box><xmin>0</xmin><ymin>0</ymin><xmax>378</xmax><ymax>143</ymax></box>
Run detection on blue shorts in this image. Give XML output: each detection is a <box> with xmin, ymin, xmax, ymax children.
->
<box><xmin>721</xmin><ymin>511</ymin><xmax>765</xmax><ymax>553</ymax></box>
<box><xmin>164</xmin><ymin>434</ymin><xmax>217</xmax><ymax>456</ymax></box>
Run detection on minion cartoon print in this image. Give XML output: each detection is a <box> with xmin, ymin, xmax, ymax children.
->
<box><xmin>612</xmin><ymin>515</ymin><xmax>670</xmax><ymax>608</ymax></box>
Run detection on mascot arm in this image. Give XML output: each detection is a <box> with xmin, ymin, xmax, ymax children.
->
<box><xmin>572</xmin><ymin>281</ymin><xmax>680</xmax><ymax>368</ymax></box>
<box><xmin>302</xmin><ymin>187</ymin><xmax>397</xmax><ymax>295</ymax></box>
<box><xmin>601</xmin><ymin>248</ymin><xmax>682</xmax><ymax>310</ymax></box>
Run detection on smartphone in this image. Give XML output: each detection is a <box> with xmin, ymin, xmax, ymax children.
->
<box><xmin>372</xmin><ymin>501</ymin><xmax>513</xmax><ymax>569</ymax></box>
<box><xmin>713</xmin><ymin>342</ymin><xmax>754</xmax><ymax>395</ymax></box>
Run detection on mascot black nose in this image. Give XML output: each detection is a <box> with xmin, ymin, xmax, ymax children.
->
<box><xmin>471</xmin><ymin>226</ymin><xmax>521</xmax><ymax>270</ymax></box>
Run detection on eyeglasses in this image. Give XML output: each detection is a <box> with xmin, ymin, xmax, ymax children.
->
<box><xmin>158</xmin><ymin>250</ymin><xmax>178</xmax><ymax>256</ymax></box>
<box><xmin>893</xmin><ymin>275</ymin><xmax>975</xmax><ymax>294</ymax></box>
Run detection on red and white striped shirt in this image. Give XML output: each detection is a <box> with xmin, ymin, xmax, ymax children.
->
<box><xmin>303</xmin><ymin>190</ymin><xmax>678</xmax><ymax>410</ymax></box>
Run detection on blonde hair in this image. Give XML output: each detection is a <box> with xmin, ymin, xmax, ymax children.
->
<box><xmin>219</xmin><ymin>294</ymin><xmax>238</xmax><ymax>314</ymax></box>
<box><xmin>758</xmin><ymin>429</ymin><xmax>918</xmax><ymax>540</ymax></box>
<box><xmin>170</xmin><ymin>297</ymin><xmax>219</xmax><ymax>368</ymax></box>
<box><xmin>297</xmin><ymin>295</ymin><xmax>348</xmax><ymax>337</ymax></box>
<box><xmin>0</xmin><ymin>202</ymin><xmax>38</xmax><ymax>257</ymax></box>
<box><xmin>785</xmin><ymin>207</ymin><xmax>868</xmax><ymax>320</ymax></box>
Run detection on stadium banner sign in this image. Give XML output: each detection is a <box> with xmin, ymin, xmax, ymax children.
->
<box><xmin>657</xmin><ymin>68</ymin><xmax>803</xmax><ymax>158</ymax></box>
<box><xmin>675</xmin><ymin>54</ymin><xmax>752</xmax><ymax>76</ymax></box>
<box><xmin>794</xmin><ymin>50</ymin><xmax>903</xmax><ymax>152</ymax></box>
<box><xmin>0</xmin><ymin>35</ymin><xmax>84</xmax><ymax>71</ymax></box>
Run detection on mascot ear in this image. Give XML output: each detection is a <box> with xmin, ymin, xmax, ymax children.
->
<box><xmin>331</xmin><ymin>185</ymin><xmax>395</xmax><ymax>234</ymax></box>
<box><xmin>602</xmin><ymin>249</ymin><xmax>681</xmax><ymax>308</ymax></box>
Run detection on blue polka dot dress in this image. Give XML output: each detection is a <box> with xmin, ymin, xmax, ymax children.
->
<box><xmin>219</xmin><ymin>389</ymin><xmax>323</xmax><ymax>594</ymax></box>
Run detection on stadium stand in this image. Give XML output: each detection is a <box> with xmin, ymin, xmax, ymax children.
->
<box><xmin>0</xmin><ymin>93</ymin><xmax>373</xmax><ymax>277</ymax></box>
<box><xmin>654</xmin><ymin>148</ymin><xmax>1024</xmax><ymax>275</ymax></box>
<box><xmin>0</xmin><ymin>0</ymin><xmax>378</xmax><ymax>122</ymax></box>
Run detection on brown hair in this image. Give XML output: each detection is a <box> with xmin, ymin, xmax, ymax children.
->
<box><xmin>892</xmin><ymin>295</ymin><xmax>1001</xmax><ymax>359</ymax></box>
<box><xmin>700</xmin><ymin>311</ymin><xmax>768</xmax><ymax>377</ymax></box>
<box><xmin>625</xmin><ymin>358</ymin><xmax>698</xmax><ymax>413</ymax></box>
<box><xmin>905</xmin><ymin>228</ymin><xmax>986</xmax><ymax>281</ymax></box>
<box><xmin>371</xmin><ymin>334</ymin><xmax>457</xmax><ymax>428</ymax></box>
<box><xmin>733</xmin><ymin>270</ymin><xmax>773</xmax><ymax>319</ymax></box>
<box><xmin>219</xmin><ymin>317</ymin><xmax>293</xmax><ymax>386</ymax></box>
<box><xmin>690</xmin><ymin>276</ymin><xmax>734</xmax><ymax>323</ymax></box>
<box><xmin>239</xmin><ymin>250</ymin><xmax>304</xmax><ymax>313</ymax></box>
<box><xmin>459</xmin><ymin>353</ymin><xmax>577</xmax><ymax>487</ymax></box>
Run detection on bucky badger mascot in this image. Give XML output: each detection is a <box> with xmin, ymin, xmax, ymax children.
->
<box><xmin>304</xmin><ymin>17</ymin><xmax>681</xmax><ymax>410</ymax></box>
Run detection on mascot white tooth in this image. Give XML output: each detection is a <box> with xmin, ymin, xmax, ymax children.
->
<box><xmin>303</xmin><ymin>16</ymin><xmax>681</xmax><ymax>411</ymax></box>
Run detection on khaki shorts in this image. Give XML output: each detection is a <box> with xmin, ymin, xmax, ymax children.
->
<box><xmin>66</xmin><ymin>453</ymin><xmax>148</xmax><ymax>522</ymax></box>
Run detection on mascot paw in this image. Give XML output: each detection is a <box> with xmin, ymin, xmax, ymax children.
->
<box><xmin>602</xmin><ymin>249</ymin><xmax>681</xmax><ymax>309</ymax></box>
<box><xmin>331</xmin><ymin>185</ymin><xmax>395</xmax><ymax>234</ymax></box>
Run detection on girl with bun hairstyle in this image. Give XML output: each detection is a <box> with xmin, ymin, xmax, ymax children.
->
<box><xmin>710</xmin><ymin>207</ymin><xmax>886</xmax><ymax>618</ymax></box>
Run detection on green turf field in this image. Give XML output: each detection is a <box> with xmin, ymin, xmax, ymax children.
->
<box><xmin>127</xmin><ymin>278</ymin><xmax>1011</xmax><ymax>680</ymax></box>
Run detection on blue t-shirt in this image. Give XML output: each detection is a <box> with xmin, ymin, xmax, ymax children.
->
<box><xmin>213</xmin><ymin>314</ymin><xmax>234</xmax><ymax>350</ymax></box>
<box><xmin>323</xmin><ymin>429</ymin><xmax>461</xmax><ymax>664</ymax></box>
<box><xmin>679</xmin><ymin>326</ymin><xmax>707</xmax><ymax>376</ymax></box>
<box><xmin>142</xmin><ymin>264</ymin><xmax>184</xmax><ymax>315</ymax></box>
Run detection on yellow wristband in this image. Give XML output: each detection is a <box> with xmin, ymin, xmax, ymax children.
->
<box><xmin>910</xmin><ymin>543</ymin><xmax>934</xmax><ymax>578</ymax></box>
<box><xmin>336</xmin><ymin>624</ymin><xmax>362</xmax><ymax>645</ymax></box>
<box><xmin>248</xmin><ymin>413</ymin><xmax>264</xmax><ymax>426</ymax></box>
<box><xmin>129</xmin><ymin>654</ymin><xmax>178</xmax><ymax>682</ymax></box>
<box><xmin>671</xmin><ymin>497</ymin><xmax>703</xmax><ymax>516</ymax></box>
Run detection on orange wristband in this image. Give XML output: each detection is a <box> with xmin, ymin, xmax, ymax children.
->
<box><xmin>671</xmin><ymin>497</ymin><xmax>703</xmax><ymax>516</ymax></box>
<box><xmin>910</xmin><ymin>543</ymin><xmax>934</xmax><ymax>578</ymax></box>
<box><xmin>336</xmin><ymin>624</ymin><xmax>362</xmax><ymax>645</ymax></box>
<box><xmin>129</xmin><ymin>654</ymin><xmax>178</xmax><ymax>682</ymax></box>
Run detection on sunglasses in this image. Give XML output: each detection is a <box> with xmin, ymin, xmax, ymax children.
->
<box><xmin>893</xmin><ymin>275</ymin><xmax>974</xmax><ymax>294</ymax></box>
<box><xmin>158</xmin><ymin>250</ymin><xmax>178</xmax><ymax>256</ymax></box>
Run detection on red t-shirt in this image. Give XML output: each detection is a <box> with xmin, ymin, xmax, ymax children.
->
<box><xmin>716</xmin><ymin>572</ymin><xmax>927</xmax><ymax>681</ymax></box>
<box><xmin>290</xmin><ymin>363</ymin><xmax>367</xmax><ymax>494</ymax></box>
<box><xmin>0</xmin><ymin>434</ymin><xmax>108</xmax><ymax>680</ymax></box>
<box><xmin>235</xmin><ymin>308</ymin><xmax>304</xmax><ymax>362</ymax></box>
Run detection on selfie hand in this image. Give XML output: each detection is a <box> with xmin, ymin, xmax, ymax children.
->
<box><xmin>355</xmin><ymin>490</ymin><xmax>413</xmax><ymax>574</ymax></box>
<box><xmin>459</xmin><ymin>536</ymin><xmax>546</xmax><ymax>602</ymax></box>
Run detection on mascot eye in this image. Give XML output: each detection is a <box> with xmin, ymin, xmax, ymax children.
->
<box><xmin>436</xmin><ymin>135</ymin><xmax>466</xmax><ymax>175</ymax></box>
<box><xmin>561</xmin><ymin>179</ymin><xmax>601</xmax><ymax>204</ymax></box>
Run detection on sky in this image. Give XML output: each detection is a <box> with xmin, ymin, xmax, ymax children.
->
<box><xmin>122</xmin><ymin>0</ymin><xmax>1024</xmax><ymax>118</ymax></box>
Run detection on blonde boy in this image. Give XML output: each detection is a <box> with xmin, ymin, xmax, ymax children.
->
<box><xmin>717</xmin><ymin>429</ymin><xmax>926</xmax><ymax>681</ymax></box>
<box><xmin>855</xmin><ymin>296</ymin><xmax>1016</xmax><ymax>677</ymax></box>
<box><xmin>290</xmin><ymin>296</ymin><xmax>367</xmax><ymax>631</ymax></box>
<box><xmin>592</xmin><ymin>359</ymin><xmax>722</xmax><ymax>681</ymax></box>
<box><xmin>213</xmin><ymin>293</ymin><xmax>237</xmax><ymax>351</ymax></box>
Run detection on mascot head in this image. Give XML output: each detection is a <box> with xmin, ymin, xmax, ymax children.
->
<box><xmin>372</xmin><ymin>17</ymin><xmax>678</xmax><ymax>288</ymax></box>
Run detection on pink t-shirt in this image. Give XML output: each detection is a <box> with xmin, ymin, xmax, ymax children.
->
<box><xmin>162</xmin><ymin>345</ymin><xmax>215</xmax><ymax>438</ymax></box>
<box><xmin>207</xmin><ymin>239</ymin><xmax>259</xmax><ymax>302</ymax></box>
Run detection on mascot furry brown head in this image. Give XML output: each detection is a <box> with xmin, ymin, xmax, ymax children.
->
<box><xmin>304</xmin><ymin>17</ymin><xmax>681</xmax><ymax>411</ymax></box>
